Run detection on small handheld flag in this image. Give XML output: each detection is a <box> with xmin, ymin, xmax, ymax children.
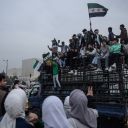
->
<box><xmin>33</xmin><ymin>59</ymin><xmax>42</xmax><ymax>71</ymax></box>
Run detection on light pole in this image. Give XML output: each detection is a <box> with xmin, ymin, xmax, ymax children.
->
<box><xmin>3</xmin><ymin>59</ymin><xmax>8</xmax><ymax>76</ymax></box>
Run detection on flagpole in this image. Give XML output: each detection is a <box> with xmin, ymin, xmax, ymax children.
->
<box><xmin>89</xmin><ymin>17</ymin><xmax>92</xmax><ymax>31</ymax></box>
<box><xmin>87</xmin><ymin>3</ymin><xmax>92</xmax><ymax>31</ymax></box>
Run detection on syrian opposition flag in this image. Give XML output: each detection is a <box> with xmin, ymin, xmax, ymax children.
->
<box><xmin>88</xmin><ymin>3</ymin><xmax>108</xmax><ymax>18</ymax></box>
<box><xmin>43</xmin><ymin>52</ymin><xmax>50</xmax><ymax>59</ymax></box>
<box><xmin>42</xmin><ymin>52</ymin><xmax>50</xmax><ymax>61</ymax></box>
<box><xmin>33</xmin><ymin>59</ymin><xmax>42</xmax><ymax>71</ymax></box>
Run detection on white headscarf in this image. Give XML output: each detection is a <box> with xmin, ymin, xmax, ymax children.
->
<box><xmin>42</xmin><ymin>96</ymin><xmax>72</xmax><ymax>128</ymax></box>
<box><xmin>0</xmin><ymin>89</ymin><xmax>27</xmax><ymax>128</ymax></box>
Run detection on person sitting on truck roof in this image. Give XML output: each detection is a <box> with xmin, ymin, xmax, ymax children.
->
<box><xmin>85</xmin><ymin>44</ymin><xmax>96</xmax><ymax>67</ymax></box>
<box><xmin>108</xmin><ymin>38</ymin><xmax>124</xmax><ymax>72</ymax></box>
<box><xmin>42</xmin><ymin>96</ymin><xmax>73</xmax><ymax>128</ymax></box>
<box><xmin>68</xmin><ymin>89</ymin><xmax>98</xmax><ymax>128</ymax></box>
<box><xmin>94</xmin><ymin>40</ymin><xmax>109</xmax><ymax>71</ymax></box>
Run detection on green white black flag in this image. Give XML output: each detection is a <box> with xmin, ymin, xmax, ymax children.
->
<box><xmin>42</xmin><ymin>52</ymin><xmax>50</xmax><ymax>59</ymax></box>
<box><xmin>88</xmin><ymin>3</ymin><xmax>108</xmax><ymax>18</ymax></box>
<box><xmin>33</xmin><ymin>59</ymin><xmax>42</xmax><ymax>71</ymax></box>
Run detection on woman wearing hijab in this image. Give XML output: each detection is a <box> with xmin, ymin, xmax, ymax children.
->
<box><xmin>42</xmin><ymin>96</ymin><xmax>73</xmax><ymax>128</ymax></box>
<box><xmin>0</xmin><ymin>89</ymin><xmax>37</xmax><ymax>128</ymax></box>
<box><xmin>64</xmin><ymin>96</ymin><xmax>71</xmax><ymax>118</ymax></box>
<box><xmin>68</xmin><ymin>89</ymin><xmax>98</xmax><ymax>128</ymax></box>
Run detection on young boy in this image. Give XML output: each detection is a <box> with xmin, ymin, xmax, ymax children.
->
<box><xmin>109</xmin><ymin>38</ymin><xmax>123</xmax><ymax>71</ymax></box>
<box><xmin>52</xmin><ymin>60</ymin><xmax>61</xmax><ymax>90</ymax></box>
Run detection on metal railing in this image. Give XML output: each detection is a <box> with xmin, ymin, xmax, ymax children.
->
<box><xmin>40</xmin><ymin>67</ymin><xmax>128</xmax><ymax>103</ymax></box>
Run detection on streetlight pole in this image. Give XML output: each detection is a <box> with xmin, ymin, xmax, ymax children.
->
<box><xmin>3</xmin><ymin>59</ymin><xmax>8</xmax><ymax>76</ymax></box>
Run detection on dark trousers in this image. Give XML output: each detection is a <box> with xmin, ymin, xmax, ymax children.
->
<box><xmin>109</xmin><ymin>53</ymin><xmax>122</xmax><ymax>70</ymax></box>
<box><xmin>86</xmin><ymin>55</ymin><xmax>95</xmax><ymax>65</ymax></box>
<box><xmin>67</xmin><ymin>51</ymin><xmax>78</xmax><ymax>70</ymax></box>
<box><xmin>125</xmin><ymin>55</ymin><xmax>128</xmax><ymax>65</ymax></box>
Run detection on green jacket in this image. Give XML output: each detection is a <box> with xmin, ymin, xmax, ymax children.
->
<box><xmin>109</xmin><ymin>43</ymin><xmax>121</xmax><ymax>54</ymax></box>
<box><xmin>34</xmin><ymin>120</ymin><xmax>44</xmax><ymax>128</ymax></box>
<box><xmin>53</xmin><ymin>61</ymin><xmax>58</xmax><ymax>75</ymax></box>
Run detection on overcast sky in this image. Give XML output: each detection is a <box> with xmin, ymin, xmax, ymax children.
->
<box><xmin>0</xmin><ymin>0</ymin><xmax>128</xmax><ymax>72</ymax></box>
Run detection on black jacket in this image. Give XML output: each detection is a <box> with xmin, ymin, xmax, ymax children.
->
<box><xmin>0</xmin><ymin>88</ymin><xmax>8</xmax><ymax>117</ymax></box>
<box><xmin>16</xmin><ymin>118</ymin><xmax>34</xmax><ymax>128</ymax></box>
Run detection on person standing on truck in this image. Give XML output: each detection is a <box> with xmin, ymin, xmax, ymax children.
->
<box><xmin>119</xmin><ymin>24</ymin><xmax>128</xmax><ymax>44</ymax></box>
<box><xmin>48</xmin><ymin>38</ymin><xmax>58</xmax><ymax>58</ymax></box>
<box><xmin>52</xmin><ymin>59</ymin><xmax>61</xmax><ymax>90</ymax></box>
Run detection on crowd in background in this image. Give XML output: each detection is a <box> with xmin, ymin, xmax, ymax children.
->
<box><xmin>47</xmin><ymin>24</ymin><xmax>128</xmax><ymax>75</ymax></box>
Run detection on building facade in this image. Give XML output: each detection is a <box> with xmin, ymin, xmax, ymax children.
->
<box><xmin>22</xmin><ymin>58</ymin><xmax>41</xmax><ymax>78</ymax></box>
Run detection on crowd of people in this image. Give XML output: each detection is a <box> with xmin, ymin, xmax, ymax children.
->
<box><xmin>0</xmin><ymin>24</ymin><xmax>128</xmax><ymax>128</ymax></box>
<box><xmin>0</xmin><ymin>73</ymin><xmax>98</xmax><ymax>128</ymax></box>
<box><xmin>47</xmin><ymin>24</ymin><xmax>128</xmax><ymax>75</ymax></box>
